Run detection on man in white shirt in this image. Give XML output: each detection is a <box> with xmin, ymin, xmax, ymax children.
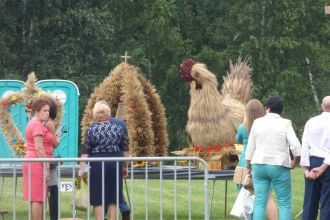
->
<box><xmin>246</xmin><ymin>96</ymin><xmax>301</xmax><ymax>220</ymax></box>
<box><xmin>300</xmin><ymin>96</ymin><xmax>330</xmax><ymax>220</ymax></box>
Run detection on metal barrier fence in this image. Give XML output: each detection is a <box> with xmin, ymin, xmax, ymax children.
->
<box><xmin>0</xmin><ymin>157</ymin><xmax>209</xmax><ymax>220</ymax></box>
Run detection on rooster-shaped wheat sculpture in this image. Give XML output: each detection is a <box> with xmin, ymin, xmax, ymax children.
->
<box><xmin>180</xmin><ymin>57</ymin><xmax>253</xmax><ymax>149</ymax></box>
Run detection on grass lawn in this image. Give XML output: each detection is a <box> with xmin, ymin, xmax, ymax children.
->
<box><xmin>0</xmin><ymin>167</ymin><xmax>306</xmax><ymax>219</ymax></box>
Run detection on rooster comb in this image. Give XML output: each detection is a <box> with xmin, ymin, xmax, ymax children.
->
<box><xmin>180</xmin><ymin>58</ymin><xmax>197</xmax><ymax>82</ymax></box>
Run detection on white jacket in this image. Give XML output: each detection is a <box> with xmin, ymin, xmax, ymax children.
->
<box><xmin>245</xmin><ymin>113</ymin><xmax>301</xmax><ymax>168</ymax></box>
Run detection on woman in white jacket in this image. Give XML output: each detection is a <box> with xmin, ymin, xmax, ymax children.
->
<box><xmin>245</xmin><ymin>96</ymin><xmax>301</xmax><ymax>220</ymax></box>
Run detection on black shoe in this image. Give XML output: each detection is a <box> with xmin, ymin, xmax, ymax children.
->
<box><xmin>122</xmin><ymin>209</ymin><xmax>130</xmax><ymax>220</ymax></box>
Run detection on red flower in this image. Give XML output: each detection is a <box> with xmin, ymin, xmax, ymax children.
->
<box><xmin>215</xmin><ymin>144</ymin><xmax>221</xmax><ymax>151</ymax></box>
<box><xmin>131</xmin><ymin>104</ymin><xmax>137</xmax><ymax>112</ymax></box>
<box><xmin>207</xmin><ymin>146</ymin><xmax>213</xmax><ymax>152</ymax></box>
<box><xmin>193</xmin><ymin>146</ymin><xmax>199</xmax><ymax>152</ymax></box>
<box><xmin>199</xmin><ymin>146</ymin><xmax>204</xmax><ymax>151</ymax></box>
<box><xmin>1</xmin><ymin>99</ymin><xmax>7</xmax><ymax>105</ymax></box>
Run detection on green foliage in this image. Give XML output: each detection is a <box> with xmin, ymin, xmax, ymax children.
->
<box><xmin>0</xmin><ymin>0</ymin><xmax>329</xmax><ymax>150</ymax></box>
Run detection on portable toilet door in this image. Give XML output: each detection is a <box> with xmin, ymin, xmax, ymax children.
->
<box><xmin>0</xmin><ymin>80</ymin><xmax>27</xmax><ymax>158</ymax></box>
<box><xmin>36</xmin><ymin>80</ymin><xmax>79</xmax><ymax>160</ymax></box>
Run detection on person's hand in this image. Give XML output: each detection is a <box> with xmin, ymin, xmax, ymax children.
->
<box><xmin>311</xmin><ymin>168</ymin><xmax>322</xmax><ymax>178</ymax></box>
<box><xmin>291</xmin><ymin>159</ymin><xmax>297</xmax><ymax>169</ymax></box>
<box><xmin>123</xmin><ymin>166</ymin><xmax>128</xmax><ymax>178</ymax></box>
<box><xmin>45</xmin><ymin>164</ymin><xmax>50</xmax><ymax>180</ymax></box>
<box><xmin>311</xmin><ymin>163</ymin><xmax>328</xmax><ymax>179</ymax></box>
<box><xmin>79</xmin><ymin>162</ymin><xmax>87</xmax><ymax>177</ymax></box>
<box><xmin>304</xmin><ymin>169</ymin><xmax>316</xmax><ymax>180</ymax></box>
<box><xmin>246</xmin><ymin>163</ymin><xmax>252</xmax><ymax>174</ymax></box>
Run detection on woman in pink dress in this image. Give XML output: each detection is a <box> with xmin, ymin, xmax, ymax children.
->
<box><xmin>23</xmin><ymin>97</ymin><xmax>54</xmax><ymax>220</ymax></box>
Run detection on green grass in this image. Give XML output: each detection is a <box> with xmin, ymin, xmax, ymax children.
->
<box><xmin>0</xmin><ymin>167</ymin><xmax>306</xmax><ymax>219</ymax></box>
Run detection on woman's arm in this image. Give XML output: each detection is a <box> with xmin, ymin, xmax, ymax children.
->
<box><xmin>34</xmin><ymin>135</ymin><xmax>50</xmax><ymax>177</ymax></box>
<box><xmin>34</xmin><ymin>135</ymin><xmax>47</xmax><ymax>158</ymax></box>
<box><xmin>80</xmin><ymin>128</ymin><xmax>92</xmax><ymax>176</ymax></box>
<box><xmin>79</xmin><ymin>154</ymin><xmax>89</xmax><ymax>175</ymax></box>
<box><xmin>236</xmin><ymin>125</ymin><xmax>243</xmax><ymax>144</ymax></box>
<box><xmin>120</xmin><ymin>123</ymin><xmax>130</xmax><ymax>177</ymax></box>
<box><xmin>123</xmin><ymin>151</ymin><xmax>129</xmax><ymax>177</ymax></box>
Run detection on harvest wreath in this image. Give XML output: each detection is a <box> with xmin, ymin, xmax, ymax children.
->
<box><xmin>0</xmin><ymin>73</ymin><xmax>63</xmax><ymax>157</ymax></box>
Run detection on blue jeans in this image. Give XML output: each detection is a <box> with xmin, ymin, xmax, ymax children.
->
<box><xmin>302</xmin><ymin>156</ymin><xmax>330</xmax><ymax>220</ymax></box>
<box><xmin>252</xmin><ymin>164</ymin><xmax>292</xmax><ymax>220</ymax></box>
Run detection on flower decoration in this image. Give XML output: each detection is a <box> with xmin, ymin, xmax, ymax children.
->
<box><xmin>11</xmin><ymin>95</ymin><xmax>17</xmax><ymax>101</ymax></box>
<box><xmin>173</xmin><ymin>141</ymin><xmax>238</xmax><ymax>170</ymax></box>
<box><xmin>1</xmin><ymin>99</ymin><xmax>7</xmax><ymax>105</ymax></box>
<box><xmin>131</xmin><ymin>104</ymin><xmax>137</xmax><ymax>112</ymax></box>
<box><xmin>207</xmin><ymin>146</ymin><xmax>214</xmax><ymax>153</ymax></box>
<box><xmin>37</xmin><ymin>90</ymin><xmax>42</xmax><ymax>97</ymax></box>
<box><xmin>134</xmin><ymin>161</ymin><xmax>145</xmax><ymax>167</ymax></box>
<box><xmin>193</xmin><ymin>146</ymin><xmax>199</xmax><ymax>152</ymax></box>
<box><xmin>0</xmin><ymin>72</ymin><xmax>64</xmax><ymax>157</ymax></box>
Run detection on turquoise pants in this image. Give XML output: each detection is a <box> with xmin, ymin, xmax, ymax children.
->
<box><xmin>252</xmin><ymin>164</ymin><xmax>292</xmax><ymax>220</ymax></box>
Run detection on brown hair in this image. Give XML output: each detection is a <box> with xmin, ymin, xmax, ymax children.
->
<box><xmin>243</xmin><ymin>99</ymin><xmax>265</xmax><ymax>134</ymax></box>
<box><xmin>31</xmin><ymin>97</ymin><xmax>51</xmax><ymax>112</ymax></box>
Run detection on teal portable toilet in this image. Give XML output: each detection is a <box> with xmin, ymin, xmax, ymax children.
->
<box><xmin>36</xmin><ymin>80</ymin><xmax>80</xmax><ymax>160</ymax></box>
<box><xmin>0</xmin><ymin>80</ymin><xmax>27</xmax><ymax>158</ymax></box>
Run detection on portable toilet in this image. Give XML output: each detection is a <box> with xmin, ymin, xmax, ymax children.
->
<box><xmin>36</xmin><ymin>80</ymin><xmax>80</xmax><ymax>160</ymax></box>
<box><xmin>0</xmin><ymin>80</ymin><xmax>27</xmax><ymax>158</ymax></box>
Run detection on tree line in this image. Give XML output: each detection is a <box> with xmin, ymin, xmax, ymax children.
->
<box><xmin>0</xmin><ymin>0</ymin><xmax>329</xmax><ymax>151</ymax></box>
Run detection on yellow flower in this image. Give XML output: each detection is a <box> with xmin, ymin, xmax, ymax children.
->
<box><xmin>134</xmin><ymin>161</ymin><xmax>145</xmax><ymax>167</ymax></box>
<box><xmin>178</xmin><ymin>160</ymin><xmax>188</xmax><ymax>166</ymax></box>
<box><xmin>37</xmin><ymin>91</ymin><xmax>42</xmax><ymax>97</ymax></box>
<box><xmin>11</xmin><ymin>95</ymin><xmax>18</xmax><ymax>101</ymax></box>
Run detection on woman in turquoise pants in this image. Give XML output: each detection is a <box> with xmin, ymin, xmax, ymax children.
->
<box><xmin>252</xmin><ymin>164</ymin><xmax>292</xmax><ymax>220</ymax></box>
<box><xmin>236</xmin><ymin>99</ymin><xmax>278</xmax><ymax>220</ymax></box>
<box><xmin>245</xmin><ymin>97</ymin><xmax>301</xmax><ymax>220</ymax></box>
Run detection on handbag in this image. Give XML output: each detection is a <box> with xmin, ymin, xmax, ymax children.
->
<box><xmin>230</xmin><ymin>176</ymin><xmax>255</xmax><ymax>220</ymax></box>
<box><xmin>233</xmin><ymin>166</ymin><xmax>253</xmax><ymax>187</ymax></box>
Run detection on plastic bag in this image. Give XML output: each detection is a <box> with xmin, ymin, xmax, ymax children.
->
<box><xmin>230</xmin><ymin>187</ymin><xmax>250</xmax><ymax>218</ymax></box>
<box><xmin>243</xmin><ymin>192</ymin><xmax>254</xmax><ymax>220</ymax></box>
<box><xmin>230</xmin><ymin>175</ymin><xmax>255</xmax><ymax>220</ymax></box>
<box><xmin>74</xmin><ymin>178</ymin><xmax>89</xmax><ymax>211</ymax></box>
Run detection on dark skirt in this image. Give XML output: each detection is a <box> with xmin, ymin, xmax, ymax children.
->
<box><xmin>89</xmin><ymin>152</ymin><xmax>123</xmax><ymax>206</ymax></box>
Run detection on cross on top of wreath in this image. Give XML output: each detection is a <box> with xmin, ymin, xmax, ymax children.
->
<box><xmin>120</xmin><ymin>51</ymin><xmax>131</xmax><ymax>63</ymax></box>
<box><xmin>0</xmin><ymin>72</ymin><xmax>63</xmax><ymax>157</ymax></box>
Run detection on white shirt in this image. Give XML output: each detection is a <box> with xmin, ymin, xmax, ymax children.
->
<box><xmin>245</xmin><ymin>113</ymin><xmax>301</xmax><ymax>168</ymax></box>
<box><xmin>300</xmin><ymin>112</ymin><xmax>330</xmax><ymax>167</ymax></box>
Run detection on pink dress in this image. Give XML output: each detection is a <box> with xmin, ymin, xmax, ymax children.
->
<box><xmin>23</xmin><ymin>119</ymin><xmax>54</xmax><ymax>202</ymax></box>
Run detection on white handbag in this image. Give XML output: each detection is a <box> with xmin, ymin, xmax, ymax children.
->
<box><xmin>230</xmin><ymin>175</ymin><xmax>255</xmax><ymax>220</ymax></box>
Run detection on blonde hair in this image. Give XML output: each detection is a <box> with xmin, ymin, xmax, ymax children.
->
<box><xmin>93</xmin><ymin>101</ymin><xmax>111</xmax><ymax>121</ymax></box>
<box><xmin>243</xmin><ymin>99</ymin><xmax>265</xmax><ymax>134</ymax></box>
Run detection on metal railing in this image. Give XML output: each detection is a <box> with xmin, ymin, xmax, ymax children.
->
<box><xmin>0</xmin><ymin>157</ymin><xmax>209</xmax><ymax>220</ymax></box>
